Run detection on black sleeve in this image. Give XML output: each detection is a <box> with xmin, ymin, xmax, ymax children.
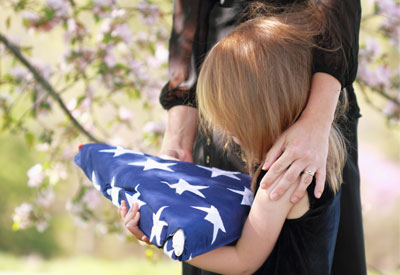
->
<box><xmin>159</xmin><ymin>0</ymin><xmax>214</xmax><ymax>110</ymax></box>
<box><xmin>312</xmin><ymin>0</ymin><xmax>362</xmax><ymax>88</ymax></box>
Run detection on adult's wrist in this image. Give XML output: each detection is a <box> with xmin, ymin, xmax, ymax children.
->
<box><xmin>299</xmin><ymin>72</ymin><xmax>341</xmax><ymax>133</ymax></box>
<box><xmin>161</xmin><ymin>105</ymin><xmax>198</xmax><ymax>152</ymax></box>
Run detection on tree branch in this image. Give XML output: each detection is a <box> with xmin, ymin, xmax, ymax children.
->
<box><xmin>0</xmin><ymin>33</ymin><xmax>103</xmax><ymax>143</ymax></box>
<box><xmin>356</xmin><ymin>80</ymin><xmax>400</xmax><ymax>107</ymax></box>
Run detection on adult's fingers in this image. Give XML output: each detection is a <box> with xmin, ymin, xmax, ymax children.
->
<box><xmin>314</xmin><ymin>168</ymin><xmax>326</xmax><ymax>199</ymax></box>
<box><xmin>268</xmin><ymin>160</ymin><xmax>304</xmax><ymax>200</ymax></box>
<box><xmin>262</xmin><ymin>136</ymin><xmax>285</xmax><ymax>171</ymax></box>
<box><xmin>159</xmin><ymin>154</ymin><xmax>179</xmax><ymax>161</ymax></box>
<box><xmin>260</xmin><ymin>148</ymin><xmax>297</xmax><ymax>189</ymax></box>
<box><xmin>290</xmin><ymin>167</ymin><xmax>316</xmax><ymax>203</ymax></box>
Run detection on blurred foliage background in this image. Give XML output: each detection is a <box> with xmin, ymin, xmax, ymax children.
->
<box><xmin>0</xmin><ymin>0</ymin><xmax>399</xmax><ymax>274</ymax></box>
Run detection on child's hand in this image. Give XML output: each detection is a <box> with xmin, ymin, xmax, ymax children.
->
<box><xmin>119</xmin><ymin>200</ymin><xmax>151</xmax><ymax>244</ymax></box>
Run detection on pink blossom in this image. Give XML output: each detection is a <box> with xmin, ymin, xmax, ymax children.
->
<box><xmin>92</xmin><ymin>0</ymin><xmax>116</xmax><ymax>17</ymax></box>
<box><xmin>128</xmin><ymin>59</ymin><xmax>147</xmax><ymax>79</ymax></box>
<box><xmin>33</xmin><ymin>62</ymin><xmax>53</xmax><ymax>79</ymax></box>
<box><xmin>46</xmin><ymin>162</ymin><xmax>68</xmax><ymax>184</ymax></box>
<box><xmin>104</xmin><ymin>49</ymin><xmax>117</xmax><ymax>68</ymax></box>
<box><xmin>27</xmin><ymin>164</ymin><xmax>45</xmax><ymax>188</ymax></box>
<box><xmin>36</xmin><ymin>188</ymin><xmax>55</xmax><ymax>208</ymax></box>
<box><xmin>136</xmin><ymin>31</ymin><xmax>150</xmax><ymax>43</ymax></box>
<box><xmin>111</xmin><ymin>24</ymin><xmax>132</xmax><ymax>44</ymax></box>
<box><xmin>377</xmin><ymin>0</ymin><xmax>400</xmax><ymax>18</ymax></box>
<box><xmin>143</xmin><ymin>121</ymin><xmax>166</xmax><ymax>134</ymax></box>
<box><xmin>118</xmin><ymin>107</ymin><xmax>133</xmax><ymax>121</ymax></box>
<box><xmin>365</xmin><ymin>37</ymin><xmax>381</xmax><ymax>56</ymax></box>
<box><xmin>22</xmin><ymin>10</ymin><xmax>40</xmax><ymax>27</ymax></box>
<box><xmin>137</xmin><ymin>1</ymin><xmax>161</xmax><ymax>26</ymax></box>
<box><xmin>10</xmin><ymin>66</ymin><xmax>32</xmax><ymax>82</ymax></box>
<box><xmin>36</xmin><ymin>220</ymin><xmax>49</xmax><ymax>232</ymax></box>
<box><xmin>82</xmin><ymin>189</ymin><xmax>101</xmax><ymax>210</ymax></box>
<box><xmin>46</xmin><ymin>0</ymin><xmax>69</xmax><ymax>18</ymax></box>
<box><xmin>383</xmin><ymin>100</ymin><xmax>400</xmax><ymax>119</ymax></box>
<box><xmin>359</xmin><ymin>144</ymin><xmax>400</xmax><ymax>212</ymax></box>
<box><xmin>13</xmin><ymin>203</ymin><xmax>34</xmax><ymax>230</ymax></box>
<box><xmin>35</xmin><ymin>143</ymin><xmax>50</xmax><ymax>152</ymax></box>
<box><xmin>67</xmin><ymin>98</ymin><xmax>77</xmax><ymax>110</ymax></box>
<box><xmin>375</xmin><ymin>66</ymin><xmax>391</xmax><ymax>87</ymax></box>
<box><xmin>111</xmin><ymin>9</ymin><xmax>126</xmax><ymax>18</ymax></box>
<box><xmin>357</xmin><ymin>63</ymin><xmax>391</xmax><ymax>88</ymax></box>
<box><xmin>93</xmin><ymin>0</ymin><xmax>114</xmax><ymax>7</ymax></box>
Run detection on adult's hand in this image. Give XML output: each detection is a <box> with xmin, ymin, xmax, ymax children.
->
<box><xmin>160</xmin><ymin>105</ymin><xmax>198</xmax><ymax>162</ymax></box>
<box><xmin>260</xmin><ymin>73</ymin><xmax>342</xmax><ymax>203</ymax></box>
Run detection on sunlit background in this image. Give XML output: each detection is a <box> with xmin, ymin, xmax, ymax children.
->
<box><xmin>0</xmin><ymin>0</ymin><xmax>399</xmax><ymax>274</ymax></box>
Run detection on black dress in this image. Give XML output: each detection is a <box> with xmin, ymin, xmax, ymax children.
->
<box><xmin>159</xmin><ymin>1</ymin><xmax>366</xmax><ymax>274</ymax></box>
<box><xmin>253</xmin><ymin>171</ymin><xmax>341</xmax><ymax>275</ymax></box>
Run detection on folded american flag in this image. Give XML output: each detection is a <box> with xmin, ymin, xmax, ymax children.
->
<box><xmin>74</xmin><ymin>144</ymin><xmax>253</xmax><ymax>261</ymax></box>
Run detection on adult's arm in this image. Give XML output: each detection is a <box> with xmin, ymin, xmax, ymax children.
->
<box><xmin>159</xmin><ymin>0</ymin><xmax>214</xmax><ymax>110</ymax></box>
<box><xmin>160</xmin><ymin>105</ymin><xmax>198</xmax><ymax>162</ymax></box>
<box><xmin>260</xmin><ymin>0</ymin><xmax>361</xmax><ymax>202</ymax></box>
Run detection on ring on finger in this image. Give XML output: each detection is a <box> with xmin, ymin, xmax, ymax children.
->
<box><xmin>303</xmin><ymin>169</ymin><xmax>315</xmax><ymax>177</ymax></box>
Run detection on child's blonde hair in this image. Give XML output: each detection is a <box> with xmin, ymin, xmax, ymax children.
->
<box><xmin>197</xmin><ymin>2</ymin><xmax>347</xmax><ymax>192</ymax></box>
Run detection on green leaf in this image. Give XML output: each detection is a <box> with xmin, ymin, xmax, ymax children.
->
<box><xmin>44</xmin><ymin>8</ymin><xmax>55</xmax><ymax>21</ymax></box>
<box><xmin>25</xmin><ymin>132</ymin><xmax>35</xmax><ymax>148</ymax></box>
<box><xmin>14</xmin><ymin>0</ymin><xmax>27</xmax><ymax>11</ymax></box>
<box><xmin>6</xmin><ymin>16</ymin><xmax>11</xmax><ymax>29</ymax></box>
<box><xmin>128</xmin><ymin>89</ymin><xmax>141</xmax><ymax>99</ymax></box>
<box><xmin>102</xmin><ymin>33</ymin><xmax>113</xmax><ymax>43</ymax></box>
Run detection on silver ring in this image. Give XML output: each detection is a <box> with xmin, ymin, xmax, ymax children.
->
<box><xmin>304</xmin><ymin>170</ymin><xmax>315</xmax><ymax>177</ymax></box>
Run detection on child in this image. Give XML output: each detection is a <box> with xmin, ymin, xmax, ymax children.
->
<box><xmin>120</xmin><ymin>2</ymin><xmax>347</xmax><ymax>274</ymax></box>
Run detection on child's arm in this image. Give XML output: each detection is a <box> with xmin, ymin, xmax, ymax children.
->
<box><xmin>121</xmin><ymin>177</ymin><xmax>304</xmax><ymax>275</ymax></box>
<box><xmin>187</xmin><ymin>178</ymin><xmax>299</xmax><ymax>275</ymax></box>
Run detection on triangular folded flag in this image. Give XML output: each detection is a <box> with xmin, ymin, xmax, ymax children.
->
<box><xmin>74</xmin><ymin>143</ymin><xmax>253</xmax><ymax>261</ymax></box>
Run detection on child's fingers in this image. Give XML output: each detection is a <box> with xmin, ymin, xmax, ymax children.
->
<box><xmin>119</xmin><ymin>200</ymin><xmax>127</xmax><ymax>219</ymax></box>
<box><xmin>142</xmin><ymin>236</ymin><xmax>151</xmax><ymax>244</ymax></box>
<box><xmin>126</xmin><ymin>212</ymin><xmax>146</xmax><ymax>239</ymax></box>
<box><xmin>123</xmin><ymin>203</ymin><xmax>139</xmax><ymax>226</ymax></box>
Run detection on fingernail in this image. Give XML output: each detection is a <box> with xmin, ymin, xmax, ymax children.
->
<box><xmin>260</xmin><ymin>183</ymin><xmax>266</xmax><ymax>189</ymax></box>
<box><xmin>262</xmin><ymin>162</ymin><xmax>269</xmax><ymax>170</ymax></box>
<box><xmin>291</xmin><ymin>196</ymin><xmax>298</xmax><ymax>203</ymax></box>
<box><xmin>316</xmin><ymin>191</ymin><xmax>322</xmax><ymax>198</ymax></box>
<box><xmin>271</xmin><ymin>192</ymin><xmax>279</xmax><ymax>200</ymax></box>
<box><xmin>135</xmin><ymin>212</ymin><xmax>140</xmax><ymax>219</ymax></box>
<box><xmin>141</xmin><ymin>236</ymin><xmax>147</xmax><ymax>241</ymax></box>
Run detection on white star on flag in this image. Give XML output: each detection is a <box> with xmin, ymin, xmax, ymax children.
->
<box><xmin>91</xmin><ymin>171</ymin><xmax>101</xmax><ymax>191</ymax></box>
<box><xmin>161</xmin><ymin>179</ymin><xmax>209</xmax><ymax>198</ymax></box>
<box><xmin>106</xmin><ymin>177</ymin><xmax>121</xmax><ymax>207</ymax></box>
<box><xmin>227</xmin><ymin>187</ymin><xmax>254</xmax><ymax>206</ymax></box>
<box><xmin>150</xmin><ymin>206</ymin><xmax>169</xmax><ymax>246</ymax></box>
<box><xmin>129</xmin><ymin>158</ymin><xmax>176</xmax><ymax>172</ymax></box>
<box><xmin>126</xmin><ymin>185</ymin><xmax>146</xmax><ymax>209</ymax></box>
<box><xmin>99</xmin><ymin>146</ymin><xmax>144</xmax><ymax>157</ymax></box>
<box><xmin>191</xmin><ymin>205</ymin><xmax>226</xmax><ymax>245</ymax></box>
<box><xmin>163</xmin><ymin>243</ymin><xmax>174</xmax><ymax>258</ymax></box>
<box><xmin>198</xmin><ymin>166</ymin><xmax>241</xmax><ymax>181</ymax></box>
